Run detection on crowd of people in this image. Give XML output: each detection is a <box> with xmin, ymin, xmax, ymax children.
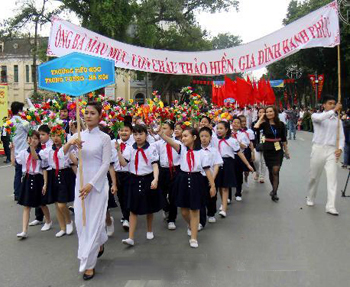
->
<box><xmin>1</xmin><ymin>93</ymin><xmax>346</xmax><ymax>280</ymax></box>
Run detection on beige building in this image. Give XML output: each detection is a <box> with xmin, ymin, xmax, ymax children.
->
<box><xmin>0</xmin><ymin>38</ymin><xmax>153</xmax><ymax>105</ymax></box>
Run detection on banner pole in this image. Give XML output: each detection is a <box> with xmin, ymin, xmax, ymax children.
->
<box><xmin>76</xmin><ymin>97</ymin><xmax>86</xmax><ymax>226</ymax></box>
<box><xmin>336</xmin><ymin>44</ymin><xmax>341</xmax><ymax>154</ymax></box>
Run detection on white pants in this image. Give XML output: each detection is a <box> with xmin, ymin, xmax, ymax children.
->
<box><xmin>254</xmin><ymin>150</ymin><xmax>266</xmax><ymax>178</ymax></box>
<box><xmin>307</xmin><ymin>144</ymin><xmax>338</xmax><ymax>211</ymax></box>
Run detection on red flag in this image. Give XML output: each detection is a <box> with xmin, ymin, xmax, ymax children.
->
<box><xmin>236</xmin><ymin>77</ymin><xmax>252</xmax><ymax>107</ymax></box>
<box><xmin>266</xmin><ymin>80</ymin><xmax>276</xmax><ymax>105</ymax></box>
<box><xmin>218</xmin><ymin>86</ymin><xmax>225</xmax><ymax>106</ymax></box>
<box><xmin>258</xmin><ymin>78</ymin><xmax>269</xmax><ymax>103</ymax></box>
<box><xmin>253</xmin><ymin>81</ymin><xmax>260</xmax><ymax>103</ymax></box>
<box><xmin>212</xmin><ymin>83</ymin><xmax>218</xmax><ymax>105</ymax></box>
<box><xmin>317</xmin><ymin>74</ymin><xmax>325</xmax><ymax>99</ymax></box>
<box><xmin>224</xmin><ymin>76</ymin><xmax>238</xmax><ymax>103</ymax></box>
<box><xmin>246</xmin><ymin>76</ymin><xmax>254</xmax><ymax>105</ymax></box>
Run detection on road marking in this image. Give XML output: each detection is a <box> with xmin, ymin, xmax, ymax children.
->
<box><xmin>0</xmin><ymin>164</ymin><xmax>11</xmax><ymax>169</ymax></box>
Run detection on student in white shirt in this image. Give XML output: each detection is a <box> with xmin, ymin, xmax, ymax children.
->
<box><xmin>11</xmin><ymin>102</ymin><xmax>30</xmax><ymax>201</ymax></box>
<box><xmin>12</xmin><ymin>131</ymin><xmax>50</xmax><ymax>239</ymax></box>
<box><xmin>153</xmin><ymin>120</ymin><xmax>181</xmax><ymax>230</ymax></box>
<box><xmin>117</xmin><ymin>125</ymin><xmax>163</xmax><ymax>246</ymax></box>
<box><xmin>158</xmin><ymin>126</ymin><xmax>216</xmax><ymax>248</ymax></box>
<box><xmin>307</xmin><ymin>95</ymin><xmax>344</xmax><ymax>215</ymax></box>
<box><xmin>199</xmin><ymin>127</ymin><xmax>223</xmax><ymax>227</ymax></box>
<box><xmin>113</xmin><ymin>122</ymin><xmax>135</xmax><ymax>231</ymax></box>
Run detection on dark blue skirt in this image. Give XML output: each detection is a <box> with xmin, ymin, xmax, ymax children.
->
<box><xmin>107</xmin><ymin>171</ymin><xmax>118</xmax><ymax>209</ymax></box>
<box><xmin>127</xmin><ymin>173</ymin><xmax>165</xmax><ymax>215</ymax></box>
<box><xmin>215</xmin><ymin>157</ymin><xmax>237</xmax><ymax>188</ymax></box>
<box><xmin>48</xmin><ymin>168</ymin><xmax>76</xmax><ymax>203</ymax></box>
<box><xmin>18</xmin><ymin>174</ymin><xmax>44</xmax><ymax>208</ymax></box>
<box><xmin>173</xmin><ymin>171</ymin><xmax>206</xmax><ymax>210</ymax></box>
<box><xmin>42</xmin><ymin>169</ymin><xmax>56</xmax><ymax>205</ymax></box>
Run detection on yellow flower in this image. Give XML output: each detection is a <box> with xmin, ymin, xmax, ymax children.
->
<box><xmin>81</xmin><ymin>109</ymin><xmax>85</xmax><ymax>114</ymax></box>
<box><xmin>159</xmin><ymin>101</ymin><xmax>164</xmax><ymax>108</ymax></box>
<box><xmin>6</xmin><ymin>120</ymin><xmax>11</xmax><ymax>125</ymax></box>
<box><xmin>184</xmin><ymin>121</ymin><xmax>191</xmax><ymax>126</ymax></box>
<box><xmin>129</xmin><ymin>99</ymin><xmax>134</xmax><ymax>104</ymax></box>
<box><xmin>194</xmin><ymin>101</ymin><xmax>200</xmax><ymax>105</ymax></box>
<box><xmin>26</xmin><ymin>115</ymin><xmax>32</xmax><ymax>120</ymax></box>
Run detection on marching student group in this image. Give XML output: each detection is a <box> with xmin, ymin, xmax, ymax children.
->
<box><xmin>7</xmin><ymin>94</ymin><xmax>344</xmax><ymax>280</ymax></box>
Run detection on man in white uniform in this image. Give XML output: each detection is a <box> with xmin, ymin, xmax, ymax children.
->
<box><xmin>306</xmin><ymin>95</ymin><xmax>344</xmax><ymax>215</ymax></box>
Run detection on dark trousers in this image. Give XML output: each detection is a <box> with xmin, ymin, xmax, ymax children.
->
<box><xmin>35</xmin><ymin>207</ymin><xmax>44</xmax><ymax>221</ymax></box>
<box><xmin>14</xmin><ymin>162</ymin><xmax>22</xmax><ymax>200</ymax></box>
<box><xmin>234</xmin><ymin>159</ymin><xmax>244</xmax><ymax>197</ymax></box>
<box><xmin>159</xmin><ymin>167</ymin><xmax>178</xmax><ymax>223</ymax></box>
<box><xmin>1</xmin><ymin>135</ymin><xmax>10</xmax><ymax>161</ymax></box>
<box><xmin>117</xmin><ymin>172</ymin><xmax>130</xmax><ymax>221</ymax></box>
<box><xmin>200</xmin><ymin>178</ymin><xmax>217</xmax><ymax>227</ymax></box>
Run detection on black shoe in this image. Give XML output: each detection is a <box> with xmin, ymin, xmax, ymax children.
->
<box><xmin>68</xmin><ymin>206</ymin><xmax>74</xmax><ymax>214</ymax></box>
<box><xmin>97</xmin><ymin>245</ymin><xmax>104</xmax><ymax>258</ymax></box>
<box><xmin>83</xmin><ymin>269</ymin><xmax>95</xmax><ymax>281</ymax></box>
<box><xmin>4</xmin><ymin>159</ymin><xmax>10</xmax><ymax>163</ymax></box>
<box><xmin>270</xmin><ymin>191</ymin><xmax>279</xmax><ymax>202</ymax></box>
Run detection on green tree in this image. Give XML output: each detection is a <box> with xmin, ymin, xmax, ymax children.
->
<box><xmin>2</xmin><ymin>0</ymin><xmax>61</xmax><ymax>96</ymax></box>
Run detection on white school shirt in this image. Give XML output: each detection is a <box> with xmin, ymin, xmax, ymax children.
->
<box><xmin>40</xmin><ymin>146</ymin><xmax>72</xmax><ymax>170</ymax></box>
<box><xmin>40</xmin><ymin>139</ymin><xmax>53</xmax><ymax>170</ymax></box>
<box><xmin>178</xmin><ymin>143</ymin><xmax>211</xmax><ymax>173</ymax></box>
<box><xmin>11</xmin><ymin>115</ymin><xmax>30</xmax><ymax>157</ymax></box>
<box><xmin>16</xmin><ymin>149</ymin><xmax>43</xmax><ymax>175</ymax></box>
<box><xmin>153</xmin><ymin>139</ymin><xmax>181</xmax><ymax>168</ymax></box>
<box><xmin>232</xmin><ymin>131</ymin><xmax>250</xmax><ymax>151</ymax></box>
<box><xmin>146</xmin><ymin>134</ymin><xmax>160</xmax><ymax>144</ymax></box>
<box><xmin>113</xmin><ymin>137</ymin><xmax>135</xmax><ymax>172</ymax></box>
<box><xmin>123</xmin><ymin>142</ymin><xmax>159</xmax><ymax>176</ymax></box>
<box><xmin>210</xmin><ymin>132</ymin><xmax>219</xmax><ymax>148</ymax></box>
<box><xmin>216</xmin><ymin>136</ymin><xmax>240</xmax><ymax>159</ymax></box>
<box><xmin>312</xmin><ymin>110</ymin><xmax>345</xmax><ymax>150</ymax></box>
<box><xmin>200</xmin><ymin>146</ymin><xmax>223</xmax><ymax>176</ymax></box>
<box><xmin>242</xmin><ymin>129</ymin><xmax>255</xmax><ymax>141</ymax></box>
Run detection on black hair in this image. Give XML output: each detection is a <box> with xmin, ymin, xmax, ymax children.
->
<box><xmin>133</xmin><ymin>124</ymin><xmax>148</xmax><ymax>135</ymax></box>
<box><xmin>175</xmin><ymin>121</ymin><xmax>184</xmax><ymax>128</ymax></box>
<box><xmin>238</xmin><ymin>115</ymin><xmax>246</xmax><ymax>120</ymax></box>
<box><xmin>11</xmin><ymin>101</ymin><xmax>24</xmax><ymax>115</ymax></box>
<box><xmin>86</xmin><ymin>102</ymin><xmax>102</xmax><ymax>115</ymax></box>
<box><xmin>217</xmin><ymin>121</ymin><xmax>232</xmax><ymax>139</ymax></box>
<box><xmin>200</xmin><ymin>116</ymin><xmax>211</xmax><ymax>125</ymax></box>
<box><xmin>321</xmin><ymin>95</ymin><xmax>336</xmax><ymax>104</ymax></box>
<box><xmin>71</xmin><ymin>121</ymin><xmax>78</xmax><ymax>129</ymax></box>
<box><xmin>264</xmin><ymin>106</ymin><xmax>282</xmax><ymax>127</ymax></box>
<box><xmin>124</xmin><ymin>115</ymin><xmax>132</xmax><ymax>124</ymax></box>
<box><xmin>122</xmin><ymin>122</ymin><xmax>133</xmax><ymax>132</ymax></box>
<box><xmin>99</xmin><ymin>124</ymin><xmax>110</xmax><ymax>135</ymax></box>
<box><xmin>163</xmin><ymin>120</ymin><xmax>175</xmax><ymax>130</ymax></box>
<box><xmin>183</xmin><ymin>127</ymin><xmax>201</xmax><ymax>150</ymax></box>
<box><xmin>199</xmin><ymin>126</ymin><xmax>212</xmax><ymax>136</ymax></box>
<box><xmin>38</xmin><ymin>124</ymin><xmax>50</xmax><ymax>134</ymax></box>
<box><xmin>29</xmin><ymin>130</ymin><xmax>42</xmax><ymax>150</ymax></box>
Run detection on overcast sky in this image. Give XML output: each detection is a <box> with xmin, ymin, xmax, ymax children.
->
<box><xmin>0</xmin><ymin>0</ymin><xmax>293</xmax><ymax>77</ymax></box>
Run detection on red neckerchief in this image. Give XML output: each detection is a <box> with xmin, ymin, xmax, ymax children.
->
<box><xmin>166</xmin><ymin>143</ymin><xmax>175</xmax><ymax>177</ymax></box>
<box><xmin>218</xmin><ymin>138</ymin><xmax>229</xmax><ymax>154</ymax></box>
<box><xmin>241</xmin><ymin>129</ymin><xmax>250</xmax><ymax>140</ymax></box>
<box><xmin>186</xmin><ymin>149</ymin><xmax>195</xmax><ymax>172</ymax></box>
<box><xmin>232</xmin><ymin>132</ymin><xmax>238</xmax><ymax>139</ymax></box>
<box><xmin>53</xmin><ymin>149</ymin><xmax>60</xmax><ymax>177</ymax></box>
<box><xmin>120</xmin><ymin>142</ymin><xmax>126</xmax><ymax>153</ymax></box>
<box><xmin>26</xmin><ymin>153</ymin><xmax>37</xmax><ymax>176</ymax></box>
<box><xmin>41</xmin><ymin>143</ymin><xmax>46</xmax><ymax>149</ymax></box>
<box><xmin>135</xmin><ymin>148</ymin><xmax>148</xmax><ymax>175</ymax></box>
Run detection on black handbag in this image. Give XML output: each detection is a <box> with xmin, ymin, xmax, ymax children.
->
<box><xmin>255</xmin><ymin>143</ymin><xmax>264</xmax><ymax>152</ymax></box>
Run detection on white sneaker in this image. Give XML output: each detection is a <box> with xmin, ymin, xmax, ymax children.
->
<box><xmin>219</xmin><ymin>205</ymin><xmax>223</xmax><ymax>211</ymax></box>
<box><xmin>41</xmin><ymin>221</ymin><xmax>52</xmax><ymax>231</ymax></box>
<box><xmin>146</xmin><ymin>232</ymin><xmax>154</xmax><ymax>240</ymax></box>
<box><xmin>106</xmin><ymin>217</ymin><xmax>115</xmax><ymax>237</ymax></box>
<box><xmin>219</xmin><ymin>210</ymin><xmax>227</xmax><ymax>218</ymax></box>
<box><xmin>189</xmin><ymin>239</ymin><xmax>199</xmax><ymax>248</ymax></box>
<box><xmin>306</xmin><ymin>198</ymin><xmax>314</xmax><ymax>206</ymax></box>
<box><xmin>17</xmin><ymin>231</ymin><xmax>28</xmax><ymax>239</ymax></box>
<box><xmin>326</xmin><ymin>209</ymin><xmax>339</xmax><ymax>216</ymax></box>
<box><xmin>122</xmin><ymin>238</ymin><xmax>134</xmax><ymax>246</ymax></box>
<box><xmin>187</xmin><ymin>228</ymin><xmax>191</xmax><ymax>237</ymax></box>
<box><xmin>168</xmin><ymin>222</ymin><xmax>176</xmax><ymax>230</ymax></box>
<box><xmin>227</xmin><ymin>198</ymin><xmax>231</xmax><ymax>205</ymax></box>
<box><xmin>122</xmin><ymin>220</ymin><xmax>130</xmax><ymax>231</ymax></box>
<box><xmin>29</xmin><ymin>219</ymin><xmax>43</xmax><ymax>226</ymax></box>
<box><xmin>259</xmin><ymin>176</ymin><xmax>265</xmax><ymax>183</ymax></box>
<box><xmin>66</xmin><ymin>222</ymin><xmax>74</xmax><ymax>235</ymax></box>
<box><xmin>55</xmin><ymin>230</ymin><xmax>66</xmax><ymax>238</ymax></box>
<box><xmin>235</xmin><ymin>196</ymin><xmax>242</xmax><ymax>202</ymax></box>
<box><xmin>208</xmin><ymin>217</ymin><xmax>216</xmax><ymax>223</ymax></box>
<box><xmin>198</xmin><ymin>223</ymin><xmax>203</xmax><ymax>231</ymax></box>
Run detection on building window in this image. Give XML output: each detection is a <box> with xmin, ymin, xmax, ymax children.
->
<box><xmin>26</xmin><ymin>65</ymin><xmax>30</xmax><ymax>82</ymax></box>
<box><xmin>1</xmin><ymin>66</ymin><xmax>7</xmax><ymax>83</ymax></box>
<box><xmin>31</xmin><ymin>65</ymin><xmax>36</xmax><ymax>83</ymax></box>
<box><xmin>14</xmin><ymin>65</ymin><xmax>19</xmax><ymax>83</ymax></box>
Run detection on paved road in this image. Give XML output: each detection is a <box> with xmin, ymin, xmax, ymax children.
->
<box><xmin>1</xmin><ymin>131</ymin><xmax>350</xmax><ymax>287</ymax></box>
